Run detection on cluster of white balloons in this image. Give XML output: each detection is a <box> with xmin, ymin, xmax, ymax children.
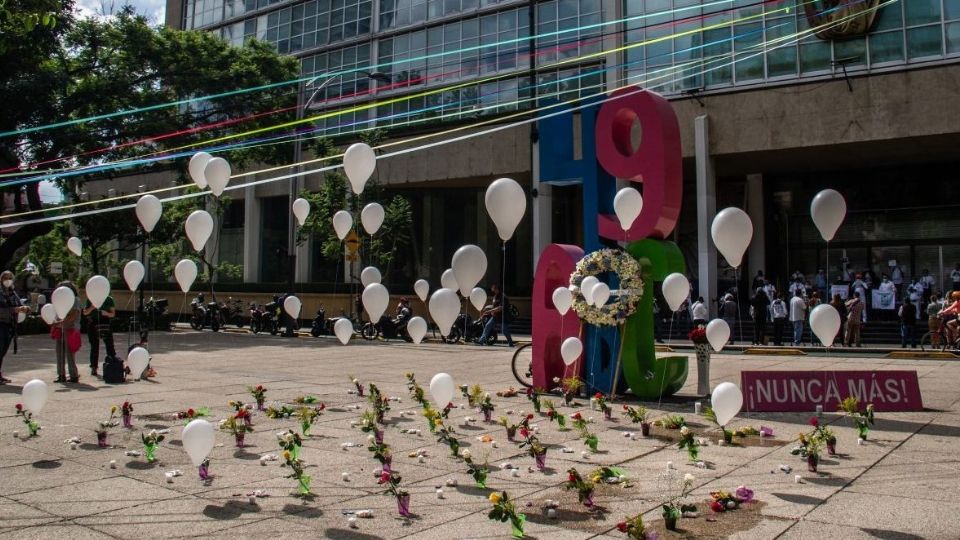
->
<box><xmin>188</xmin><ymin>152</ymin><xmax>231</xmax><ymax>197</ymax></box>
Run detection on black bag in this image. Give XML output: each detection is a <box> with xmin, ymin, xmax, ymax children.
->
<box><xmin>103</xmin><ymin>356</ymin><xmax>125</xmax><ymax>384</ymax></box>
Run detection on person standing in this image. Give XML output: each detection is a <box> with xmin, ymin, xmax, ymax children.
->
<box><xmin>721</xmin><ymin>295</ymin><xmax>738</xmax><ymax>344</ymax></box>
<box><xmin>815</xmin><ymin>269</ymin><xmax>828</xmax><ymax>301</ymax></box>
<box><xmin>478</xmin><ymin>284</ymin><xmax>514</xmax><ymax>347</ymax></box>
<box><xmin>770</xmin><ymin>293</ymin><xmax>788</xmax><ymax>346</ymax></box>
<box><xmin>845</xmin><ymin>292</ymin><xmax>865</xmax><ymax>347</ymax></box>
<box><xmin>83</xmin><ymin>293</ymin><xmax>117</xmax><ymax>377</ymax></box>
<box><xmin>752</xmin><ymin>270</ymin><xmax>765</xmax><ymax>291</ymax></box>
<box><xmin>927</xmin><ymin>293</ymin><xmax>944</xmax><ymax>347</ymax></box>
<box><xmin>830</xmin><ymin>293</ymin><xmax>847</xmax><ymax>346</ymax></box>
<box><xmin>952</xmin><ymin>264</ymin><xmax>960</xmax><ymax>292</ymax></box>
<box><xmin>690</xmin><ymin>297</ymin><xmax>708</xmax><ymax>327</ymax></box>
<box><xmin>751</xmin><ymin>289</ymin><xmax>770</xmax><ymax>345</ymax></box>
<box><xmin>789</xmin><ymin>290</ymin><xmax>807</xmax><ymax>346</ymax></box>
<box><xmin>0</xmin><ymin>271</ymin><xmax>29</xmax><ymax>384</ymax></box>
<box><xmin>806</xmin><ymin>292</ymin><xmax>822</xmax><ymax>345</ymax></box>
<box><xmin>899</xmin><ymin>300</ymin><xmax>917</xmax><ymax>348</ymax></box>
<box><xmin>54</xmin><ymin>281</ymin><xmax>82</xmax><ymax>383</ymax></box>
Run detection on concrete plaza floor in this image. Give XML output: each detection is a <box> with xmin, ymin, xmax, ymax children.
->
<box><xmin>1</xmin><ymin>330</ymin><xmax>959</xmax><ymax>539</ymax></box>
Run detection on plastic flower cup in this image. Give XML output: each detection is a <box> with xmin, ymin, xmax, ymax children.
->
<box><xmin>603</xmin><ymin>408</ymin><xmax>612</xmax><ymax>420</ymax></box>
<box><xmin>807</xmin><ymin>454</ymin><xmax>819</xmax><ymax>473</ymax></box>
<box><xmin>826</xmin><ymin>437</ymin><xmax>837</xmax><ymax>456</ymax></box>
<box><xmin>199</xmin><ymin>462</ymin><xmax>210</xmax><ymax>480</ymax></box>
<box><xmin>144</xmin><ymin>443</ymin><xmax>158</xmax><ymax>462</ymax></box>
<box><xmin>122</xmin><ymin>414</ymin><xmax>133</xmax><ymax>429</ymax></box>
<box><xmin>301</xmin><ymin>421</ymin><xmax>311</xmax><ymax>437</ymax></box>
<box><xmin>383</xmin><ymin>455</ymin><xmax>393</xmax><ymax>474</ymax></box>
<box><xmin>291</xmin><ymin>444</ymin><xmax>301</xmax><ymax>461</ymax></box>
<box><xmin>243</xmin><ymin>416</ymin><xmax>252</xmax><ymax>428</ymax></box>
<box><xmin>27</xmin><ymin>420</ymin><xmax>39</xmax><ymax>437</ymax></box>
<box><xmin>475</xmin><ymin>469</ymin><xmax>488</xmax><ymax>488</ymax></box>
<box><xmin>510</xmin><ymin>513</ymin><xmax>526</xmax><ymax>538</ymax></box>
<box><xmin>97</xmin><ymin>432</ymin><xmax>108</xmax><ymax>448</ymax></box>
<box><xmin>297</xmin><ymin>474</ymin><xmax>312</xmax><ymax>495</ymax></box>
<box><xmin>375</xmin><ymin>429</ymin><xmax>384</xmax><ymax>444</ymax></box>
<box><xmin>483</xmin><ymin>410</ymin><xmax>493</xmax><ymax>423</ymax></box>
<box><xmin>535</xmin><ymin>453</ymin><xmax>546</xmax><ymax>471</ymax></box>
<box><xmin>723</xmin><ymin>430</ymin><xmax>733</xmax><ymax>444</ymax></box>
<box><xmin>587</xmin><ymin>437</ymin><xmax>599</xmax><ymax>452</ymax></box>
<box><xmin>583</xmin><ymin>493</ymin><xmax>594</xmax><ymax>508</ymax></box>
<box><xmin>235</xmin><ymin>433</ymin><xmax>245</xmax><ymax>448</ymax></box>
<box><xmin>640</xmin><ymin>422</ymin><xmax>651</xmax><ymax>437</ymax></box>
<box><xmin>687</xmin><ymin>447</ymin><xmax>699</xmax><ymax>462</ymax></box>
<box><xmin>857</xmin><ymin>424</ymin><xmax>869</xmax><ymax>441</ymax></box>
<box><xmin>396</xmin><ymin>494</ymin><xmax>412</xmax><ymax>517</ymax></box>
<box><xmin>376</xmin><ymin>410</ymin><xmax>385</xmax><ymax>424</ymax></box>
<box><xmin>506</xmin><ymin>427</ymin><xmax>517</xmax><ymax>442</ymax></box>
<box><xmin>256</xmin><ymin>399</ymin><xmax>265</xmax><ymax>411</ymax></box>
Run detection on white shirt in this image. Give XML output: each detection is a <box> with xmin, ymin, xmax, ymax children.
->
<box><xmin>952</xmin><ymin>270</ymin><xmax>960</xmax><ymax>283</ymax></box>
<box><xmin>691</xmin><ymin>302</ymin><xmax>707</xmax><ymax>321</ymax></box>
<box><xmin>789</xmin><ymin>297</ymin><xmax>807</xmax><ymax>322</ymax></box>
<box><xmin>771</xmin><ymin>300</ymin><xmax>788</xmax><ymax>319</ymax></box>
<box><xmin>879</xmin><ymin>280</ymin><xmax>895</xmax><ymax>293</ymax></box>
<box><xmin>922</xmin><ymin>275</ymin><xmax>935</xmax><ymax>290</ymax></box>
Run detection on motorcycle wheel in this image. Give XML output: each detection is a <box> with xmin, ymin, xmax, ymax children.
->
<box><xmin>311</xmin><ymin>326</ymin><xmax>322</xmax><ymax>337</ymax></box>
<box><xmin>252</xmin><ymin>320</ymin><xmax>261</xmax><ymax>334</ymax></box>
<box><xmin>190</xmin><ymin>316</ymin><xmax>203</xmax><ymax>331</ymax></box>
<box><xmin>361</xmin><ymin>323</ymin><xmax>378</xmax><ymax>340</ymax></box>
<box><xmin>211</xmin><ymin>317</ymin><xmax>220</xmax><ymax>332</ymax></box>
<box><xmin>269</xmin><ymin>321</ymin><xmax>279</xmax><ymax>335</ymax></box>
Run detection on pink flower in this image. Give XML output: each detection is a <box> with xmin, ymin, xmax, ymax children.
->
<box><xmin>735</xmin><ymin>485</ymin><xmax>754</xmax><ymax>503</ymax></box>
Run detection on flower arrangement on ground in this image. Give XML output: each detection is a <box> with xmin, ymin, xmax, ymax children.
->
<box><xmin>422</xmin><ymin>405</ymin><xmax>442</xmax><ymax>433</ymax></box>
<box><xmin>594</xmin><ymin>392</ymin><xmax>612</xmax><ymax>419</ymax></box>
<box><xmin>380</xmin><ymin>471</ymin><xmax>411</xmax><ymax>517</ymax></box>
<box><xmin>175</xmin><ymin>407</ymin><xmax>210</xmax><ymax>421</ymax></box>
<box><xmin>678</xmin><ymin>426</ymin><xmax>699</xmax><ymax>462</ymax></box>
<box><xmin>623</xmin><ymin>405</ymin><xmax>650</xmax><ymax>436</ymax></box>
<box><xmin>590</xmin><ymin>466</ymin><xmax>627</xmax><ymax>484</ymax></box>
<box><xmin>293</xmin><ymin>395</ymin><xmax>318</xmax><ymax>405</ymax></box>
<box><xmin>406</xmin><ymin>373</ymin><xmax>430</xmax><ymax>408</ymax></box>
<box><xmin>564</xmin><ymin>467</ymin><xmax>596</xmax><ymax>507</ymax></box>
<box><xmin>479</xmin><ymin>393</ymin><xmax>495</xmax><ymax>423</ymax></box>
<box><xmin>368</xmin><ymin>383</ymin><xmax>390</xmax><ymax>423</ymax></box>
<box><xmin>571</xmin><ymin>412</ymin><xmax>599</xmax><ymax>452</ymax></box>
<box><xmin>277</xmin><ymin>429</ymin><xmax>303</xmax><ymax>460</ymax></box>
<box><xmin>247</xmin><ymin>385</ymin><xmax>267</xmax><ymax>410</ymax></box>
<box><xmin>95</xmin><ymin>406</ymin><xmax>119</xmax><ymax>447</ymax></box>
<box><xmin>556</xmin><ymin>376</ymin><xmax>583</xmax><ymax>406</ymax></box>
<box><xmin>368</xmin><ymin>438</ymin><xmax>393</xmax><ymax>472</ymax></box>
<box><xmin>348</xmin><ymin>375</ymin><xmax>364</xmax><ymax>397</ymax></box>
<box><xmin>617</xmin><ymin>514</ymin><xmax>656</xmax><ymax>540</ymax></box>
<box><xmin>466</xmin><ymin>384</ymin><xmax>484</xmax><ymax>408</ymax></box>
<box><xmin>296</xmin><ymin>404</ymin><xmax>325</xmax><ymax>437</ymax></box>
<box><xmin>654</xmin><ymin>414</ymin><xmax>686</xmax><ymax>430</ymax></box>
<box><xmin>839</xmin><ymin>396</ymin><xmax>875</xmax><ymax>441</ymax></box>
<box><xmin>661</xmin><ymin>473</ymin><xmax>696</xmax><ymax>531</ymax></box>
<box><xmin>220</xmin><ymin>412</ymin><xmax>253</xmax><ymax>448</ymax></box>
<box><xmin>120</xmin><ymin>401</ymin><xmax>134</xmax><ymax>428</ymax></box>
<box><xmin>525</xmin><ymin>387</ymin><xmax>543</xmax><ymax>414</ymax></box>
<box><xmin>437</xmin><ymin>426</ymin><xmax>461</xmax><ymax>458</ymax></box>
<box><xmin>708</xmin><ymin>487</ymin><xmax>753</xmax><ymax>513</ymax></box>
<box><xmin>281</xmin><ymin>448</ymin><xmax>311</xmax><ymax>496</ymax></box>
<box><xmin>358</xmin><ymin>410</ymin><xmax>383</xmax><ymax>443</ymax></box>
<box><xmin>265</xmin><ymin>403</ymin><xmax>296</xmax><ymax>419</ymax></box>
<box><xmin>14</xmin><ymin>403</ymin><xmax>40</xmax><ymax>437</ymax></box>
<box><xmin>519</xmin><ymin>433</ymin><xmax>547</xmax><ymax>470</ymax></box>
<box><xmin>790</xmin><ymin>432</ymin><xmax>825</xmax><ymax>472</ymax></box>
<box><xmin>498</xmin><ymin>416</ymin><xmax>520</xmax><ymax>441</ymax></box>
<box><xmin>488</xmin><ymin>491</ymin><xmax>526</xmax><ymax>538</ymax></box>
<box><xmin>461</xmin><ymin>449</ymin><xmax>489</xmax><ymax>487</ymax></box>
<box><xmin>543</xmin><ymin>399</ymin><xmax>567</xmax><ymax>429</ymax></box>
<box><xmin>141</xmin><ymin>430</ymin><xmax>164</xmax><ymax>462</ymax></box>
<box><xmin>809</xmin><ymin>417</ymin><xmax>837</xmax><ymax>455</ymax></box>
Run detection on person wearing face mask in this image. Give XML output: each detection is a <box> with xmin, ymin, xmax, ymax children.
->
<box><xmin>0</xmin><ymin>271</ymin><xmax>29</xmax><ymax>383</ymax></box>
<box><xmin>82</xmin><ymin>290</ymin><xmax>117</xmax><ymax>378</ymax></box>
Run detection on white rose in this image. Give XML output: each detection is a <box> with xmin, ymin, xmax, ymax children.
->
<box><xmin>367</xmin><ymin>434</ymin><xmax>375</xmax><ymax>442</ymax></box>
<box><xmin>461</xmin><ymin>449</ymin><xmax>471</xmax><ymax>459</ymax></box>
<box><xmin>684</xmin><ymin>473</ymin><xmax>695</xmax><ymax>483</ymax></box>
<box><xmin>680</xmin><ymin>426</ymin><xmax>690</xmax><ymax>436</ymax></box>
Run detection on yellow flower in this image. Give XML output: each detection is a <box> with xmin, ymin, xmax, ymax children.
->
<box><xmin>489</xmin><ymin>492</ymin><xmax>502</xmax><ymax>504</ymax></box>
<box><xmin>110</xmin><ymin>405</ymin><xmax>118</xmax><ymax>414</ymax></box>
<box><xmin>591</xmin><ymin>475</ymin><xmax>602</xmax><ymax>483</ymax></box>
<box><xmin>282</xmin><ymin>450</ymin><xmax>291</xmax><ymax>461</ymax></box>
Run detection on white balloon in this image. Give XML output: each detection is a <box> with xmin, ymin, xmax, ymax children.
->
<box><xmin>429</xmin><ymin>288</ymin><xmax>460</xmax><ymax>336</ymax></box>
<box><xmin>51</xmin><ymin>286</ymin><xmax>75</xmax><ymax>320</ymax></box>
<box><xmin>469</xmin><ymin>287</ymin><xmax>487</xmax><ymax>311</ymax></box>
<box><xmin>452</xmin><ymin>244</ymin><xmax>488</xmax><ymax>297</ymax></box>
<box><xmin>124</xmin><ymin>260</ymin><xmax>145</xmax><ymax>292</ymax></box>
<box><xmin>204</xmin><ymin>157</ymin><xmax>231</xmax><ymax>197</ymax></box>
<box><xmin>407</xmin><ymin>317</ymin><xmax>428</xmax><ymax>344</ymax></box>
<box><xmin>591</xmin><ymin>282</ymin><xmax>610</xmax><ymax>307</ymax></box>
<box><xmin>613</xmin><ymin>187</ymin><xmax>643</xmax><ymax>231</ymax></box>
<box><xmin>181</xmin><ymin>419</ymin><xmax>215</xmax><ymax>467</ymax></box>
<box><xmin>67</xmin><ymin>237</ymin><xmax>82</xmax><ymax>257</ymax></box>
<box><xmin>361</xmin><ymin>203</ymin><xmax>385</xmax><ymax>235</ymax></box>
<box><xmin>21</xmin><ymin>379</ymin><xmax>48</xmax><ymax>414</ymax></box>
<box><xmin>414</xmin><ymin>279</ymin><xmax>430</xmax><ymax>302</ymax></box>
<box><xmin>343</xmin><ymin>143</ymin><xmax>376</xmax><ymax>195</ymax></box>
<box><xmin>361</xmin><ymin>266</ymin><xmax>382</xmax><ymax>287</ymax></box>
<box><xmin>284</xmin><ymin>295</ymin><xmax>302</xmax><ymax>319</ymax></box>
<box><xmin>332</xmin><ymin>210</ymin><xmax>353</xmax><ymax>241</ymax></box>
<box><xmin>710</xmin><ymin>382</ymin><xmax>744</xmax><ymax>427</ymax></box>
<box><xmin>560</xmin><ymin>337</ymin><xmax>582</xmax><ymax>366</ymax></box>
<box><xmin>809</xmin><ymin>304</ymin><xmax>841</xmax><ymax>346</ymax></box>
<box><xmin>662</xmin><ymin>273</ymin><xmax>690</xmax><ymax>312</ymax></box>
<box><xmin>711</xmin><ymin>208</ymin><xmax>753</xmax><ymax>268</ymax></box>
<box><xmin>552</xmin><ymin>287</ymin><xmax>573</xmax><ymax>316</ymax></box>
<box><xmin>292</xmin><ymin>198</ymin><xmax>310</xmax><ymax>226</ymax></box>
<box><xmin>429</xmin><ymin>373</ymin><xmax>455</xmax><ymax>408</ymax></box>
<box><xmin>362</xmin><ymin>283</ymin><xmax>389</xmax><ymax>322</ymax></box>
<box><xmin>40</xmin><ymin>304</ymin><xmax>56</xmax><ymax>325</ymax></box>
<box><xmin>127</xmin><ymin>347</ymin><xmax>150</xmax><ymax>380</ymax></box>
<box><xmin>484</xmin><ymin>178</ymin><xmax>526</xmax><ymax>241</ymax></box>
<box><xmin>85</xmin><ymin>275</ymin><xmax>110</xmax><ymax>309</ymax></box>
<box><xmin>184</xmin><ymin>210</ymin><xmax>214</xmax><ymax>252</ymax></box>
<box><xmin>440</xmin><ymin>268</ymin><xmax>459</xmax><ymax>292</ymax></box>
<box><xmin>334</xmin><ymin>318</ymin><xmax>353</xmax><ymax>345</ymax></box>
<box><xmin>188</xmin><ymin>152</ymin><xmax>212</xmax><ymax>189</ymax></box>
<box><xmin>174</xmin><ymin>259</ymin><xmax>198</xmax><ymax>293</ymax></box>
<box><xmin>136</xmin><ymin>194</ymin><xmax>162</xmax><ymax>233</ymax></box>
<box><xmin>811</xmin><ymin>189</ymin><xmax>847</xmax><ymax>242</ymax></box>
<box><xmin>579</xmin><ymin>276</ymin><xmax>599</xmax><ymax>305</ymax></box>
<box><xmin>706</xmin><ymin>319</ymin><xmax>731</xmax><ymax>352</ymax></box>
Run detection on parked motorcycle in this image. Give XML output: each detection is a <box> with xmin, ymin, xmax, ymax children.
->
<box><xmin>310</xmin><ymin>307</ymin><xmax>333</xmax><ymax>337</ymax></box>
<box><xmin>190</xmin><ymin>294</ymin><xmax>207</xmax><ymax>331</ymax></box>
<box><xmin>221</xmin><ymin>297</ymin><xmax>245</xmax><ymax>328</ymax></box>
<box><xmin>263</xmin><ymin>300</ymin><xmax>282</xmax><ymax>336</ymax></box>
<box><xmin>249</xmin><ymin>303</ymin><xmax>271</xmax><ymax>334</ymax></box>
<box><xmin>362</xmin><ymin>315</ymin><xmax>413</xmax><ymax>342</ymax></box>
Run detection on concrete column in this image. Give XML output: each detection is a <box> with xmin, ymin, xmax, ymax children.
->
<box><xmin>531</xmin><ymin>139</ymin><xmax>552</xmax><ymax>270</ymax></box>
<box><xmin>746</xmin><ymin>174</ymin><xmax>765</xmax><ymax>288</ymax></box>
<box><xmin>243</xmin><ymin>184</ymin><xmax>261</xmax><ymax>283</ymax></box>
<box><xmin>695</xmin><ymin>115</ymin><xmax>717</xmax><ymax>318</ymax></box>
<box><xmin>295</xmin><ymin>234</ymin><xmax>310</xmax><ymax>282</ymax></box>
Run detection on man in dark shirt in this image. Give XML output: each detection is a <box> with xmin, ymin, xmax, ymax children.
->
<box><xmin>478</xmin><ymin>284</ymin><xmax>514</xmax><ymax>347</ymax></box>
<box><xmin>83</xmin><ymin>295</ymin><xmax>116</xmax><ymax>377</ymax></box>
<box><xmin>899</xmin><ymin>301</ymin><xmax>917</xmax><ymax>349</ymax></box>
<box><xmin>751</xmin><ymin>290</ymin><xmax>771</xmax><ymax>345</ymax></box>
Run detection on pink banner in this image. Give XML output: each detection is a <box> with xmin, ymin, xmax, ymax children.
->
<box><xmin>741</xmin><ymin>370</ymin><xmax>923</xmax><ymax>412</ymax></box>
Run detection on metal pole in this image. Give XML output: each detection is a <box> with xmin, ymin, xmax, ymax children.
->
<box><xmin>288</xmin><ymin>81</ymin><xmax>305</xmax><ymax>294</ymax></box>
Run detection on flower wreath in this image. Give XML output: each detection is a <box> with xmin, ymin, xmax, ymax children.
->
<box><xmin>570</xmin><ymin>248</ymin><xmax>644</xmax><ymax>326</ymax></box>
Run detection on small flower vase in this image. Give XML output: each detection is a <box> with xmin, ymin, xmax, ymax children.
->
<box><xmin>144</xmin><ymin>443</ymin><xmax>158</xmax><ymax>463</ymax></box>
<box><xmin>396</xmin><ymin>494</ymin><xmax>412</xmax><ymax>517</ymax></box>
<box><xmin>27</xmin><ymin>420</ymin><xmax>39</xmax><ymax>437</ymax></box>
<box><xmin>291</xmin><ymin>444</ymin><xmax>301</xmax><ymax>461</ymax></box>
<box><xmin>857</xmin><ymin>424</ymin><xmax>870</xmax><ymax>441</ymax></box>
<box><xmin>640</xmin><ymin>422</ymin><xmax>651</xmax><ymax>436</ymax></box>
<box><xmin>564</xmin><ymin>393</ymin><xmax>573</xmax><ymax>406</ymax></box>
<box><xmin>603</xmin><ymin>408</ymin><xmax>612</xmax><ymax>420</ymax></box>
<box><xmin>583</xmin><ymin>492</ymin><xmax>594</xmax><ymax>508</ymax></box>
<box><xmin>483</xmin><ymin>410</ymin><xmax>492</xmax><ymax>423</ymax></box>
<box><xmin>243</xmin><ymin>416</ymin><xmax>252</xmax><ymax>428</ymax></box>
<box><xmin>374</xmin><ymin>429</ymin><xmax>384</xmax><ymax>444</ymax></box>
<box><xmin>297</xmin><ymin>474</ymin><xmax>312</xmax><ymax>495</ymax></box>
<box><xmin>506</xmin><ymin>427</ymin><xmax>517</xmax><ymax>442</ymax></box>
<box><xmin>97</xmin><ymin>432</ymin><xmax>108</xmax><ymax>448</ymax></box>
<box><xmin>510</xmin><ymin>513</ymin><xmax>526</xmax><ymax>539</ymax></box>
<box><xmin>687</xmin><ymin>446</ymin><xmax>699</xmax><ymax>462</ymax></box>
<box><xmin>723</xmin><ymin>430</ymin><xmax>733</xmax><ymax>444</ymax></box>
<box><xmin>535</xmin><ymin>452</ymin><xmax>546</xmax><ymax>471</ymax></box>
<box><xmin>826</xmin><ymin>437</ymin><xmax>837</xmax><ymax>456</ymax></box>
<box><xmin>807</xmin><ymin>454</ymin><xmax>819</xmax><ymax>473</ymax></box>
<box><xmin>533</xmin><ymin>401</ymin><xmax>541</xmax><ymax>414</ymax></box>
<box><xmin>356</xmin><ymin>384</ymin><xmax>365</xmax><ymax>397</ymax></box>
<box><xmin>587</xmin><ymin>437</ymin><xmax>599</xmax><ymax>452</ymax></box>
<box><xmin>664</xmin><ymin>516</ymin><xmax>678</xmax><ymax>531</ymax></box>
<box><xmin>301</xmin><ymin>421</ymin><xmax>311</xmax><ymax>437</ymax></box>
<box><xmin>235</xmin><ymin>433</ymin><xmax>245</xmax><ymax>448</ymax></box>
<box><xmin>383</xmin><ymin>455</ymin><xmax>393</xmax><ymax>474</ymax></box>
<box><xmin>695</xmin><ymin>343</ymin><xmax>711</xmax><ymax>396</ymax></box>
<box><xmin>122</xmin><ymin>414</ymin><xmax>133</xmax><ymax>428</ymax></box>
<box><xmin>256</xmin><ymin>399</ymin><xmax>265</xmax><ymax>411</ymax></box>
<box><xmin>199</xmin><ymin>461</ymin><xmax>210</xmax><ymax>480</ymax></box>
<box><xmin>375</xmin><ymin>409</ymin><xmax>385</xmax><ymax>424</ymax></box>
<box><xmin>475</xmin><ymin>469</ymin><xmax>488</xmax><ymax>488</ymax></box>
<box><xmin>557</xmin><ymin>416</ymin><xmax>566</xmax><ymax>429</ymax></box>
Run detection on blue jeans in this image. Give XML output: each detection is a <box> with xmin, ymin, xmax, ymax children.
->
<box><xmin>901</xmin><ymin>323</ymin><xmax>916</xmax><ymax>347</ymax></box>
<box><xmin>479</xmin><ymin>317</ymin><xmax>513</xmax><ymax>346</ymax></box>
<box><xmin>792</xmin><ymin>321</ymin><xmax>804</xmax><ymax>344</ymax></box>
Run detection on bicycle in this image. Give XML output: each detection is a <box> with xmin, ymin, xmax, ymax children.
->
<box><xmin>919</xmin><ymin>319</ymin><xmax>960</xmax><ymax>352</ymax></box>
<box><xmin>510</xmin><ymin>342</ymin><xmax>533</xmax><ymax>388</ymax></box>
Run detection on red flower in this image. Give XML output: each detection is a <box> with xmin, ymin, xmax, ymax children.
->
<box><xmin>571</xmin><ymin>412</ymin><xmax>583</xmax><ymax>421</ymax></box>
<box><xmin>568</xmin><ymin>473</ymin><xmax>577</xmax><ymax>483</ymax></box>
<box><xmin>710</xmin><ymin>501</ymin><xmax>725</xmax><ymax>513</ymax></box>
<box><xmin>377</xmin><ymin>471</ymin><xmax>391</xmax><ymax>484</ymax></box>
<box><xmin>548</xmin><ymin>410</ymin><xmax>555</xmax><ymax>418</ymax></box>
<box><xmin>622</xmin><ymin>405</ymin><xmax>629</xmax><ymax>411</ymax></box>
<box><xmin>519</xmin><ymin>427</ymin><xmax>529</xmax><ymax>439</ymax></box>
<box><xmin>808</xmin><ymin>417</ymin><xmax>819</xmax><ymax>427</ymax></box>
<box><xmin>616</xmin><ymin>522</ymin><xmax>628</xmax><ymax>532</ymax></box>
<box><xmin>256</xmin><ymin>385</ymin><xmax>264</xmax><ymax>391</ymax></box>
<box><xmin>526</xmin><ymin>414</ymin><xmax>534</xmax><ymax>420</ymax></box>
<box><xmin>15</xmin><ymin>403</ymin><xmax>22</xmax><ymax>411</ymax></box>
<box><xmin>594</xmin><ymin>392</ymin><xmax>603</xmax><ymax>399</ymax></box>
<box><xmin>319</xmin><ymin>403</ymin><xmax>326</xmax><ymax>411</ymax></box>
<box><xmin>187</xmin><ymin>408</ymin><xmax>195</xmax><ymax>417</ymax></box>
<box><xmin>236</xmin><ymin>409</ymin><xmax>248</xmax><ymax>418</ymax></box>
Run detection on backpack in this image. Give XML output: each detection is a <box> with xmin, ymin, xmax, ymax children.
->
<box><xmin>103</xmin><ymin>356</ymin><xmax>125</xmax><ymax>384</ymax></box>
